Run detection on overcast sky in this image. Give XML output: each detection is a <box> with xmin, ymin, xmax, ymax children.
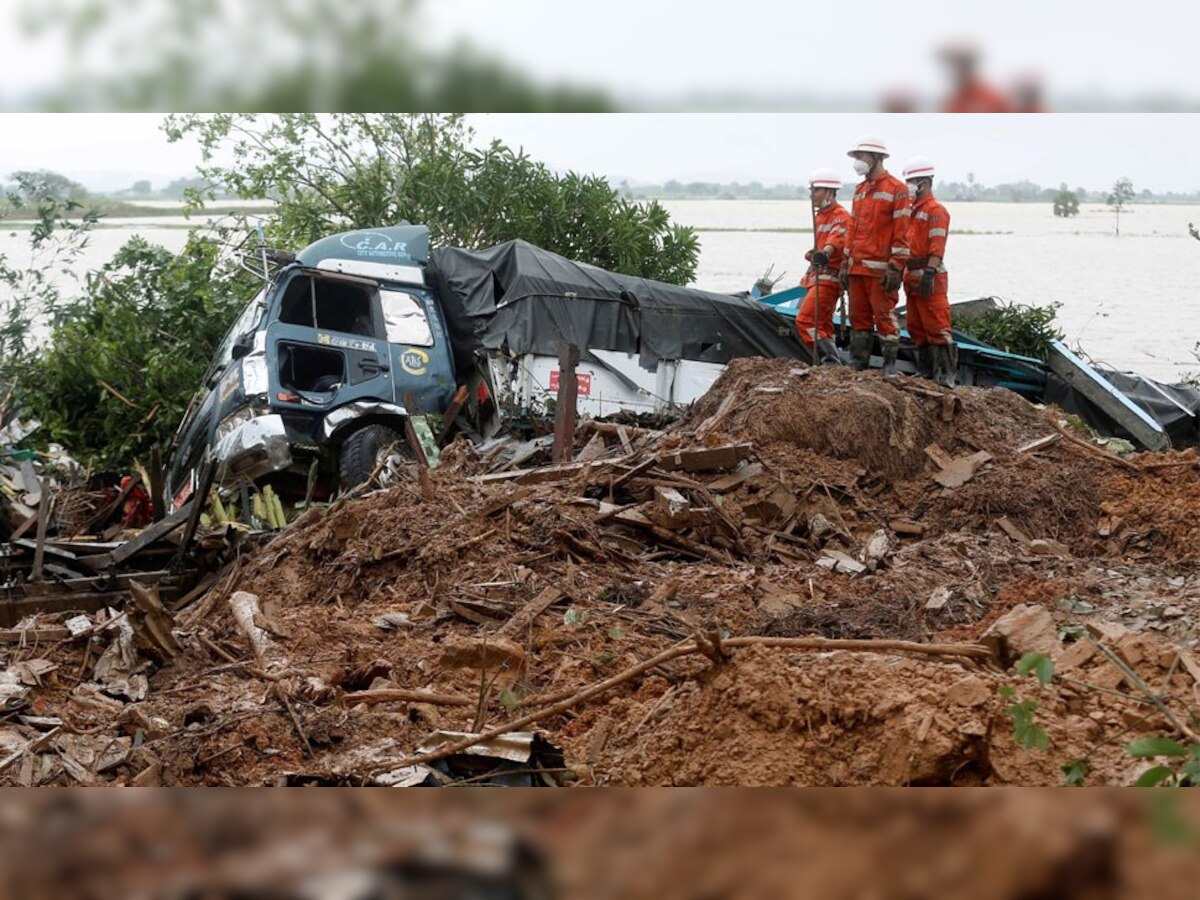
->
<box><xmin>1</xmin><ymin>113</ymin><xmax>1198</xmax><ymax>193</ymax></box>
<box><xmin>422</xmin><ymin>0</ymin><xmax>1200</xmax><ymax>103</ymax></box>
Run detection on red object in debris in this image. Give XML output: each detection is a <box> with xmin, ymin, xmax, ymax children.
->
<box><xmin>549</xmin><ymin>370</ymin><xmax>592</xmax><ymax>397</ymax></box>
<box><xmin>120</xmin><ymin>476</ymin><xmax>153</xmax><ymax>527</ymax></box>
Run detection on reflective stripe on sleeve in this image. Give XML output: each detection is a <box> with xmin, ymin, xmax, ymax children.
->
<box><xmin>890</xmin><ymin>246</ymin><xmax>909</xmax><ymax>255</ymax></box>
<box><xmin>927</xmin><ymin>228</ymin><xmax>948</xmax><ymax>237</ymax></box>
<box><xmin>862</xmin><ymin>260</ymin><xmax>889</xmax><ymax>269</ymax></box>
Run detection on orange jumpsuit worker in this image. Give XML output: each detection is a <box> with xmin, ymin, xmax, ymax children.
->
<box><xmin>839</xmin><ymin>135</ymin><xmax>911</xmax><ymax>377</ymax></box>
<box><xmin>901</xmin><ymin>156</ymin><xmax>956</xmax><ymax>387</ymax></box>
<box><xmin>797</xmin><ymin>167</ymin><xmax>849</xmax><ymax>365</ymax></box>
<box><xmin>938</xmin><ymin>39</ymin><xmax>1014</xmax><ymax>113</ymax></box>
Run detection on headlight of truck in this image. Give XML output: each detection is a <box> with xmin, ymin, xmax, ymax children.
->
<box><xmin>215</xmin><ymin>403</ymin><xmax>268</xmax><ymax>443</ymax></box>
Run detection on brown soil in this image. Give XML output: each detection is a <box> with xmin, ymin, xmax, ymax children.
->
<box><xmin>4</xmin><ymin>359</ymin><xmax>1198</xmax><ymax>787</ymax></box>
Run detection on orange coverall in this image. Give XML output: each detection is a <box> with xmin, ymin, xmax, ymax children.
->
<box><xmin>845</xmin><ymin>171</ymin><xmax>910</xmax><ymax>338</ymax></box>
<box><xmin>796</xmin><ymin>200</ymin><xmax>850</xmax><ymax>345</ymax></box>
<box><xmin>903</xmin><ymin>192</ymin><xmax>953</xmax><ymax>346</ymax></box>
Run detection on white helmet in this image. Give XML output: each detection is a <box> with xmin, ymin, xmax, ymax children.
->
<box><xmin>847</xmin><ymin>135</ymin><xmax>889</xmax><ymax>158</ymax></box>
<box><xmin>902</xmin><ymin>156</ymin><xmax>936</xmax><ymax>181</ymax></box>
<box><xmin>808</xmin><ymin>167</ymin><xmax>842</xmax><ymax>190</ymax></box>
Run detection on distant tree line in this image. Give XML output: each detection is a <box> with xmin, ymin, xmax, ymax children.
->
<box><xmin>623</xmin><ymin>176</ymin><xmax>1198</xmax><ymax>205</ymax></box>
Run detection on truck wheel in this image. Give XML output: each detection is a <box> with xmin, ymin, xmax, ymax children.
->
<box><xmin>338</xmin><ymin>424</ymin><xmax>407</xmax><ymax>490</ymax></box>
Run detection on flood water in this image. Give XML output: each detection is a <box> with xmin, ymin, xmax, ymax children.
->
<box><xmin>3</xmin><ymin>199</ymin><xmax>1198</xmax><ymax>382</ymax></box>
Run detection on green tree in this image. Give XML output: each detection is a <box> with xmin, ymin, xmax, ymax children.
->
<box><xmin>1053</xmin><ymin>184</ymin><xmax>1080</xmax><ymax>218</ymax></box>
<box><xmin>17</xmin><ymin>235</ymin><xmax>255</xmax><ymax>467</ymax></box>
<box><xmin>1107</xmin><ymin>177</ymin><xmax>1135</xmax><ymax>236</ymax></box>
<box><xmin>6</xmin><ymin>169</ymin><xmax>90</xmax><ymax>204</ymax></box>
<box><xmin>164</xmin><ymin>114</ymin><xmax>699</xmax><ymax>284</ymax></box>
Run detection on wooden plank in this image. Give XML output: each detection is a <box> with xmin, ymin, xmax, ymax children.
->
<box><xmin>0</xmin><ymin>592</ymin><xmax>132</xmax><ymax>628</ymax></box>
<box><xmin>658</xmin><ymin>443</ymin><xmax>752</xmax><ymax>474</ymax></box>
<box><xmin>575</xmin><ymin>431</ymin><xmax>607</xmax><ymax>463</ymax></box>
<box><xmin>8</xmin><ymin>512</ymin><xmax>39</xmax><ymax>541</ymax></box>
<box><xmin>29</xmin><ymin>481</ymin><xmax>51</xmax><ymax>583</ymax></box>
<box><xmin>497</xmin><ymin>587</ymin><xmax>566</xmax><ymax>638</ymax></box>
<box><xmin>1016</xmin><ymin>434</ymin><xmax>1061</xmax><ymax>454</ymax></box>
<box><xmin>0</xmin><ymin>627</ymin><xmax>73</xmax><ymax>644</ymax></box>
<box><xmin>76</xmin><ymin>474</ymin><xmax>141</xmax><ymax>536</ymax></box>
<box><xmin>78</xmin><ymin>499</ymin><xmax>195</xmax><ymax>572</ymax></box>
<box><xmin>474</xmin><ymin>457</ymin><xmax>629</xmax><ymax>486</ymax></box>
<box><xmin>995</xmin><ymin>516</ymin><xmax>1031</xmax><ymax>544</ymax></box>
<box><xmin>551</xmin><ymin>343</ymin><xmax>580</xmax><ymax>464</ymax></box>
<box><xmin>436</xmin><ymin>385</ymin><xmax>470</xmax><ymax>447</ymax></box>
<box><xmin>1047</xmin><ymin>340</ymin><xmax>1168</xmax><ymax>451</ymax></box>
<box><xmin>695</xmin><ymin>393</ymin><xmax>737</xmax><ymax>440</ymax></box>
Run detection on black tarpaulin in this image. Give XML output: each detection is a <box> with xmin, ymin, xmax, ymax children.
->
<box><xmin>429</xmin><ymin>240</ymin><xmax>804</xmax><ymax>372</ymax></box>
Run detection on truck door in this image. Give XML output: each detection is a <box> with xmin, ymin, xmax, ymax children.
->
<box><xmin>265</xmin><ymin>270</ymin><xmax>392</xmax><ymax>416</ymax></box>
<box><xmin>377</xmin><ymin>286</ymin><xmax>456</xmax><ymax>414</ymax></box>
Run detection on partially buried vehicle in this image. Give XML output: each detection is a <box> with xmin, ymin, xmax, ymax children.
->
<box><xmin>166</xmin><ymin>224</ymin><xmax>462</xmax><ymax>508</ymax></box>
<box><xmin>166</xmin><ymin>223</ymin><xmax>807</xmax><ymax>509</ymax></box>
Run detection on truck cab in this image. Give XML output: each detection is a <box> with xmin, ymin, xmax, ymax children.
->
<box><xmin>166</xmin><ymin>224</ymin><xmax>458</xmax><ymax>508</ymax></box>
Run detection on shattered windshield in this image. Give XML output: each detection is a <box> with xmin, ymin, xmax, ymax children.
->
<box><xmin>379</xmin><ymin>288</ymin><xmax>433</xmax><ymax>346</ymax></box>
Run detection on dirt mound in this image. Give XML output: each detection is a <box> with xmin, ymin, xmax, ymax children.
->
<box><xmin>4</xmin><ymin>357</ymin><xmax>1198</xmax><ymax>787</ymax></box>
<box><xmin>691</xmin><ymin>360</ymin><xmax>1101</xmax><ymax>549</ymax></box>
<box><xmin>1099</xmin><ymin>449</ymin><xmax>1200</xmax><ymax>560</ymax></box>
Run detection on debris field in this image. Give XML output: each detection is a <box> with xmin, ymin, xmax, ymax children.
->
<box><xmin>1</xmin><ymin>359</ymin><xmax>1198</xmax><ymax>786</ymax></box>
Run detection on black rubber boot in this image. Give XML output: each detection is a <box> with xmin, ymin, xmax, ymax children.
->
<box><xmin>934</xmin><ymin>342</ymin><xmax>958</xmax><ymax>388</ymax></box>
<box><xmin>816</xmin><ymin>338</ymin><xmax>842</xmax><ymax>366</ymax></box>
<box><xmin>916</xmin><ymin>345</ymin><xmax>935</xmax><ymax>380</ymax></box>
<box><xmin>849</xmin><ymin>329</ymin><xmax>873</xmax><ymax>371</ymax></box>
<box><xmin>880</xmin><ymin>338</ymin><xmax>900</xmax><ymax>379</ymax></box>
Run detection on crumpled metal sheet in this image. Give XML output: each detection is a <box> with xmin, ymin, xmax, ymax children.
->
<box><xmin>213</xmin><ymin>414</ymin><xmax>293</xmax><ymax>484</ymax></box>
<box><xmin>322</xmin><ymin>402</ymin><xmax>408</xmax><ymax>439</ymax></box>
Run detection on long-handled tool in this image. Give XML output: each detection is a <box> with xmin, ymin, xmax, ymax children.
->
<box><xmin>808</xmin><ymin>194</ymin><xmax>820</xmax><ymax>366</ymax></box>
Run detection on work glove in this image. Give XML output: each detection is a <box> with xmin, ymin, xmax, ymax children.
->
<box><xmin>838</xmin><ymin>266</ymin><xmax>850</xmax><ymax>290</ymax></box>
<box><xmin>881</xmin><ymin>265</ymin><xmax>902</xmax><ymax>292</ymax></box>
<box><xmin>919</xmin><ymin>267</ymin><xmax>936</xmax><ymax>297</ymax></box>
<box><xmin>811</xmin><ymin>250</ymin><xmax>830</xmax><ymax>267</ymax></box>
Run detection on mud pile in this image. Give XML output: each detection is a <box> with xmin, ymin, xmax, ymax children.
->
<box><xmin>2</xmin><ymin>360</ymin><xmax>1197</xmax><ymax>786</ymax></box>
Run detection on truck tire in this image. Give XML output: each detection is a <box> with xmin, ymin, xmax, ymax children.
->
<box><xmin>338</xmin><ymin>424</ymin><xmax>407</xmax><ymax>490</ymax></box>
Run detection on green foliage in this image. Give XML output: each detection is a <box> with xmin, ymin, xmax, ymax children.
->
<box><xmin>1062</xmin><ymin>760</ymin><xmax>1089</xmax><ymax>786</ymax></box>
<box><xmin>1015</xmin><ymin>652</ymin><xmax>1056</xmax><ymax>686</ymax></box>
<box><xmin>18</xmin><ymin>0</ymin><xmax>613</xmax><ymax>112</ymax></box>
<box><xmin>1052</xmin><ymin>189</ymin><xmax>1080</xmax><ymax>218</ymax></box>
<box><xmin>1007</xmin><ymin>698</ymin><xmax>1049</xmax><ymax>750</ymax></box>
<box><xmin>0</xmin><ymin>197</ymin><xmax>99</xmax><ymax>385</ymax></box>
<box><xmin>4</xmin><ymin>169</ymin><xmax>90</xmax><ymax>204</ymax></box>
<box><xmin>1127</xmin><ymin>738</ymin><xmax>1200</xmax><ymax>787</ymax></box>
<box><xmin>956</xmin><ymin>299</ymin><xmax>1065</xmax><ymax>361</ymax></box>
<box><xmin>1107</xmin><ymin>177</ymin><xmax>1135</xmax><ymax>212</ymax></box>
<box><xmin>16</xmin><ymin>234</ymin><xmax>255</xmax><ymax>468</ymax></box>
<box><xmin>164</xmin><ymin>114</ymin><xmax>699</xmax><ymax>285</ymax></box>
<box><xmin>1107</xmin><ymin>177</ymin><xmax>1135</xmax><ymax>236</ymax></box>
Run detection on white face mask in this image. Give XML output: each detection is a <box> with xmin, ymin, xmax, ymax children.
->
<box><xmin>907</xmin><ymin>180</ymin><xmax>922</xmax><ymax>198</ymax></box>
<box><xmin>852</xmin><ymin>159</ymin><xmax>871</xmax><ymax>177</ymax></box>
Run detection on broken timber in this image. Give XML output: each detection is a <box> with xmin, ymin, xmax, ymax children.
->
<box><xmin>473</xmin><ymin>443</ymin><xmax>753</xmax><ymax>486</ymax></box>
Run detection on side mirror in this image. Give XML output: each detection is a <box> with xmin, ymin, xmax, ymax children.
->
<box><xmin>231</xmin><ymin>333</ymin><xmax>254</xmax><ymax>360</ymax></box>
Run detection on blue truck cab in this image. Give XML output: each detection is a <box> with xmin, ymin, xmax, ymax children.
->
<box><xmin>166</xmin><ymin>224</ymin><xmax>459</xmax><ymax>508</ymax></box>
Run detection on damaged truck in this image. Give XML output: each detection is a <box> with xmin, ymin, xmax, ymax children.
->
<box><xmin>165</xmin><ymin>224</ymin><xmax>805</xmax><ymax>507</ymax></box>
